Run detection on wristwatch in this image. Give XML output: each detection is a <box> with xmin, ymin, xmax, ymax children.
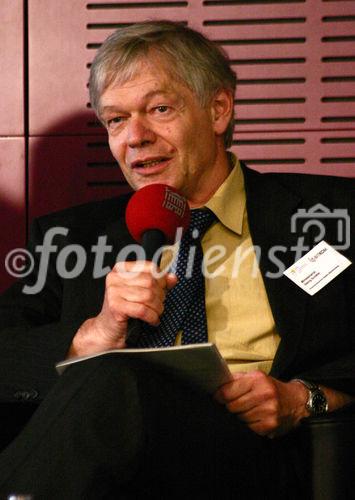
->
<box><xmin>293</xmin><ymin>379</ymin><xmax>329</xmax><ymax>417</ymax></box>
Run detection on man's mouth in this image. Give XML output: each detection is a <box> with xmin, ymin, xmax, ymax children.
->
<box><xmin>132</xmin><ymin>157</ymin><xmax>169</xmax><ymax>169</ymax></box>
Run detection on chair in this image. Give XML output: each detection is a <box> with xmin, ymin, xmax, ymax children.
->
<box><xmin>302</xmin><ymin>410</ymin><xmax>355</xmax><ymax>500</ymax></box>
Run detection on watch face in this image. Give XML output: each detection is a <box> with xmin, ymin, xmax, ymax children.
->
<box><xmin>310</xmin><ymin>390</ymin><xmax>328</xmax><ymax>415</ymax></box>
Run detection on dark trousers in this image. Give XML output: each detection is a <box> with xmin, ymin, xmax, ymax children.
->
<box><xmin>0</xmin><ymin>356</ymin><xmax>308</xmax><ymax>499</ymax></box>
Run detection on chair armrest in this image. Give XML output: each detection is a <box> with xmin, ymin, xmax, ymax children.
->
<box><xmin>301</xmin><ymin>405</ymin><xmax>355</xmax><ymax>500</ymax></box>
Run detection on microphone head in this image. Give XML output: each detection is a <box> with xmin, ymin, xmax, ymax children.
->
<box><xmin>125</xmin><ymin>183</ymin><xmax>190</xmax><ymax>244</ymax></box>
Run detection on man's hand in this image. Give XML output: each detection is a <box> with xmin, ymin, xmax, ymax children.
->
<box><xmin>215</xmin><ymin>371</ymin><xmax>355</xmax><ymax>438</ymax></box>
<box><xmin>68</xmin><ymin>261</ymin><xmax>177</xmax><ymax>358</ymax></box>
<box><xmin>215</xmin><ymin>371</ymin><xmax>309</xmax><ymax>438</ymax></box>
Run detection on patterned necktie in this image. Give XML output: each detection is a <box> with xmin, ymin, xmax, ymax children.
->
<box><xmin>137</xmin><ymin>209</ymin><xmax>216</xmax><ymax>347</ymax></box>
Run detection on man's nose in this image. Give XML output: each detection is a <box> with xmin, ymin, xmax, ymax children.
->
<box><xmin>127</xmin><ymin>117</ymin><xmax>156</xmax><ymax>148</ymax></box>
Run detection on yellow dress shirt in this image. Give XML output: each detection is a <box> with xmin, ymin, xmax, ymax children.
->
<box><xmin>204</xmin><ymin>160</ymin><xmax>280</xmax><ymax>374</ymax></box>
<box><xmin>161</xmin><ymin>158</ymin><xmax>280</xmax><ymax>374</ymax></box>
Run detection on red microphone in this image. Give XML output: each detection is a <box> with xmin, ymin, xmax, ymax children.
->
<box><xmin>125</xmin><ymin>183</ymin><xmax>190</xmax><ymax>262</ymax></box>
<box><xmin>124</xmin><ymin>184</ymin><xmax>190</xmax><ymax>347</ymax></box>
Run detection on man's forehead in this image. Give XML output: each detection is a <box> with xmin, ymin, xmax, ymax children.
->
<box><xmin>105</xmin><ymin>51</ymin><xmax>192</xmax><ymax>90</ymax></box>
<box><xmin>113</xmin><ymin>59</ymin><xmax>181</xmax><ymax>88</ymax></box>
<box><xmin>110</xmin><ymin>76</ymin><xmax>170</xmax><ymax>93</ymax></box>
<box><xmin>100</xmin><ymin>80</ymin><xmax>181</xmax><ymax>107</ymax></box>
<box><xmin>99</xmin><ymin>63</ymin><xmax>192</xmax><ymax>110</ymax></box>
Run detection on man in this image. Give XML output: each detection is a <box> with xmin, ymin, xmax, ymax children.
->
<box><xmin>0</xmin><ymin>21</ymin><xmax>354</xmax><ymax>498</ymax></box>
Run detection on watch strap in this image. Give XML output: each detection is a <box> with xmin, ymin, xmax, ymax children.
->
<box><xmin>293</xmin><ymin>378</ymin><xmax>318</xmax><ymax>391</ymax></box>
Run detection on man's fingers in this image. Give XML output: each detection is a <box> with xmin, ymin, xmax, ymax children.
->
<box><xmin>165</xmin><ymin>273</ymin><xmax>178</xmax><ymax>290</ymax></box>
<box><xmin>113</xmin><ymin>261</ymin><xmax>172</xmax><ymax>290</ymax></box>
<box><xmin>106</xmin><ymin>285</ymin><xmax>165</xmax><ymax>323</ymax></box>
<box><xmin>120</xmin><ymin>300</ymin><xmax>163</xmax><ymax>325</ymax></box>
<box><xmin>100</xmin><ymin>261</ymin><xmax>177</xmax><ymax>334</ymax></box>
<box><xmin>215</xmin><ymin>372</ymin><xmax>250</xmax><ymax>403</ymax></box>
<box><xmin>107</xmin><ymin>295</ymin><xmax>162</xmax><ymax>325</ymax></box>
<box><xmin>115</xmin><ymin>283</ymin><xmax>166</xmax><ymax>305</ymax></box>
<box><xmin>114</xmin><ymin>260</ymin><xmax>158</xmax><ymax>274</ymax></box>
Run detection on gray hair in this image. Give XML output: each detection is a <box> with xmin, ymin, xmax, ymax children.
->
<box><xmin>89</xmin><ymin>20</ymin><xmax>236</xmax><ymax>147</ymax></box>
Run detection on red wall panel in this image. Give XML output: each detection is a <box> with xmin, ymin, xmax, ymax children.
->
<box><xmin>0</xmin><ymin>139</ymin><xmax>26</xmax><ymax>291</ymax></box>
<box><xmin>27</xmin><ymin>0</ymin><xmax>355</xmax><ymax>208</ymax></box>
<box><xmin>0</xmin><ymin>1</ymin><xmax>25</xmax><ymax>292</ymax></box>
<box><xmin>0</xmin><ymin>0</ymin><xmax>24</xmax><ymax>136</ymax></box>
<box><xmin>29</xmin><ymin>134</ymin><xmax>130</xmax><ymax>220</ymax></box>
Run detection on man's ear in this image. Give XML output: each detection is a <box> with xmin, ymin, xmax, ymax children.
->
<box><xmin>210</xmin><ymin>89</ymin><xmax>234</xmax><ymax>136</ymax></box>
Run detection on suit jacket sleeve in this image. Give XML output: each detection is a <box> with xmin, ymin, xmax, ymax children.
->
<box><xmin>0</xmin><ymin>218</ymin><xmax>86</xmax><ymax>403</ymax></box>
<box><xmin>0</xmin><ymin>195</ymin><xmax>132</xmax><ymax>404</ymax></box>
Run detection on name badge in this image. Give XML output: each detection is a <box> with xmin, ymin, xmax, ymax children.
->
<box><xmin>283</xmin><ymin>240</ymin><xmax>352</xmax><ymax>296</ymax></box>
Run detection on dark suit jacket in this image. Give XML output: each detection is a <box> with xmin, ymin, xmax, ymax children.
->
<box><xmin>0</xmin><ymin>165</ymin><xmax>354</xmax><ymax>406</ymax></box>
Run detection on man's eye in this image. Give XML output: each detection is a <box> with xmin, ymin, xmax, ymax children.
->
<box><xmin>155</xmin><ymin>105</ymin><xmax>169</xmax><ymax>113</ymax></box>
<box><xmin>107</xmin><ymin>117</ymin><xmax>124</xmax><ymax>128</ymax></box>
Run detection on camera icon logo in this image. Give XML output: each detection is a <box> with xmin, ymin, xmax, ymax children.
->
<box><xmin>290</xmin><ymin>203</ymin><xmax>350</xmax><ymax>251</ymax></box>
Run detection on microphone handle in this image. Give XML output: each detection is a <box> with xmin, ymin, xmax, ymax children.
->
<box><xmin>141</xmin><ymin>228</ymin><xmax>166</xmax><ymax>262</ymax></box>
<box><xmin>125</xmin><ymin>228</ymin><xmax>167</xmax><ymax>347</ymax></box>
<box><xmin>125</xmin><ymin>318</ymin><xmax>143</xmax><ymax>347</ymax></box>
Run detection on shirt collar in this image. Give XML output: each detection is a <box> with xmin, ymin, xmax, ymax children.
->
<box><xmin>205</xmin><ymin>154</ymin><xmax>245</xmax><ymax>235</ymax></box>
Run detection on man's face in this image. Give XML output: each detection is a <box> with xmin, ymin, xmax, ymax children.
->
<box><xmin>99</xmin><ymin>59</ymin><xmax>230</xmax><ymax>206</ymax></box>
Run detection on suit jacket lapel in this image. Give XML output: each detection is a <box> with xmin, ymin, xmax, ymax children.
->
<box><xmin>242</xmin><ymin>165</ymin><xmax>311</xmax><ymax>378</ymax></box>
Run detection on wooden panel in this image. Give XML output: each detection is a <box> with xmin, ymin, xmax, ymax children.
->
<box><xmin>0</xmin><ymin>138</ymin><xmax>26</xmax><ymax>292</ymax></box>
<box><xmin>27</xmin><ymin>0</ymin><xmax>355</xmax><ymax>218</ymax></box>
<box><xmin>202</xmin><ymin>1</ymin><xmax>355</xmax><ymax>133</ymax></box>
<box><xmin>29</xmin><ymin>0</ymin><xmax>355</xmax><ymax>135</ymax></box>
<box><xmin>233</xmin><ymin>130</ymin><xmax>355</xmax><ymax>177</ymax></box>
<box><xmin>0</xmin><ymin>0</ymin><xmax>24</xmax><ymax>135</ymax></box>
<box><xmin>28</xmin><ymin>135</ymin><xmax>131</xmax><ymax>221</ymax></box>
<box><xmin>28</xmin><ymin>0</ymin><xmax>190</xmax><ymax>135</ymax></box>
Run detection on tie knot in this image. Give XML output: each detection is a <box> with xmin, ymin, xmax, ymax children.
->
<box><xmin>189</xmin><ymin>209</ymin><xmax>216</xmax><ymax>240</ymax></box>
